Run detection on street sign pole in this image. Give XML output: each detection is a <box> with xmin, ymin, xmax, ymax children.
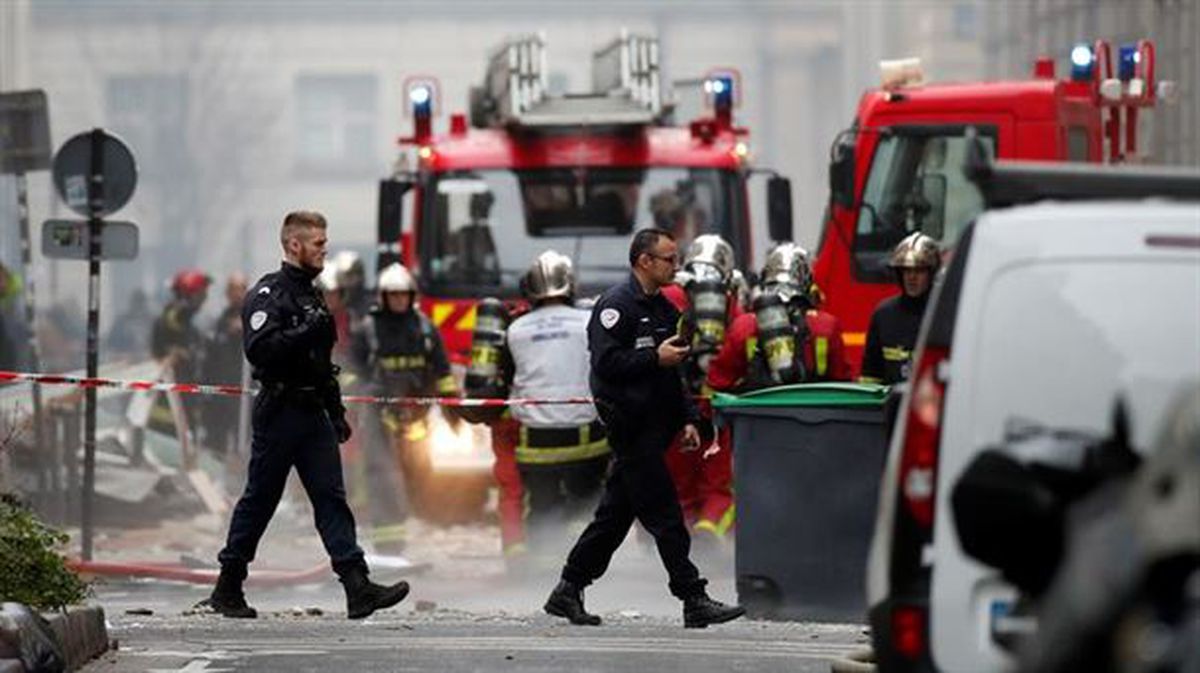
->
<box><xmin>14</xmin><ymin>172</ymin><xmax>47</xmax><ymax>505</ymax></box>
<box><xmin>80</xmin><ymin>129</ymin><xmax>105</xmax><ymax>562</ymax></box>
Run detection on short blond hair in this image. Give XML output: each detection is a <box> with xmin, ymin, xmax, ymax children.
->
<box><xmin>280</xmin><ymin>210</ymin><xmax>327</xmax><ymax>247</ymax></box>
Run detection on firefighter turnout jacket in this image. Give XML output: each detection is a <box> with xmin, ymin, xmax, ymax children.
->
<box><xmin>351</xmin><ymin>307</ymin><xmax>456</xmax><ymax>399</ymax></box>
<box><xmin>860</xmin><ymin>292</ymin><xmax>929</xmax><ymax>385</ymax></box>
<box><xmin>707</xmin><ymin>309</ymin><xmax>852</xmax><ymax>392</ymax></box>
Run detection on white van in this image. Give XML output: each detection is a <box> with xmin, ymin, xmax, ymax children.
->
<box><xmin>866</xmin><ymin>194</ymin><xmax>1200</xmax><ymax>672</ymax></box>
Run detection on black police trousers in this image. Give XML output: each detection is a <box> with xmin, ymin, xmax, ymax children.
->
<box><xmin>561</xmin><ymin>414</ymin><xmax>706</xmax><ymax>600</ymax></box>
<box><xmin>217</xmin><ymin>393</ymin><xmax>365</xmax><ymax>577</ymax></box>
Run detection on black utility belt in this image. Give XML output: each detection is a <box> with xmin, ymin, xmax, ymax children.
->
<box><xmin>521</xmin><ymin>420</ymin><xmax>607</xmax><ymax>448</ymax></box>
<box><xmin>260</xmin><ymin>383</ymin><xmax>325</xmax><ymax>406</ymax></box>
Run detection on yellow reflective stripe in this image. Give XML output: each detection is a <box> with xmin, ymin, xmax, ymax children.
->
<box><xmin>405</xmin><ymin>419</ymin><xmax>428</xmax><ymax>441</ymax></box>
<box><xmin>436</xmin><ymin>376</ymin><xmax>458</xmax><ymax>394</ymax></box>
<box><xmin>882</xmin><ymin>346</ymin><xmax>911</xmax><ymax>362</ymax></box>
<box><xmin>368</xmin><ymin>524</ymin><xmax>407</xmax><ymax>543</ymax></box>
<box><xmin>694</xmin><ymin>519</ymin><xmax>721</xmax><ymax>536</ymax></box>
<box><xmin>843</xmin><ymin>331</ymin><xmax>867</xmax><ymax>347</ymax></box>
<box><xmin>431</xmin><ymin>303</ymin><xmax>455</xmax><ymax>327</ymax></box>
<box><xmin>716</xmin><ymin>504</ymin><xmax>736</xmax><ymax>536</ymax></box>
<box><xmin>455</xmin><ymin>305</ymin><xmax>477</xmax><ymax>332</ymax></box>
<box><xmin>858</xmin><ymin>375</ymin><xmax>883</xmax><ymax>384</ymax></box>
<box><xmin>745</xmin><ymin>336</ymin><xmax>758</xmax><ymax>361</ymax></box>
<box><xmin>379</xmin><ymin>354</ymin><xmax>427</xmax><ymax>370</ymax></box>
<box><xmin>815</xmin><ymin>336</ymin><xmax>828</xmax><ymax>377</ymax></box>
<box><xmin>515</xmin><ymin>438</ymin><xmax>611</xmax><ymax>465</ymax></box>
<box><xmin>503</xmin><ymin>542</ymin><xmax>528</xmax><ymax>557</ymax></box>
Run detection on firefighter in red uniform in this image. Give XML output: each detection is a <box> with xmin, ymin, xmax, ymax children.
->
<box><xmin>660</xmin><ymin>235</ymin><xmax>741</xmax><ymax>547</ymax></box>
<box><xmin>708</xmin><ymin>243</ymin><xmax>852</xmax><ymax>393</ymax></box>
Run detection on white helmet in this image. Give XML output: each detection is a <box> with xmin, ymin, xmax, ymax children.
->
<box><xmin>523</xmin><ymin>250</ymin><xmax>575</xmax><ymax>301</ymax></box>
<box><xmin>315</xmin><ymin>265</ymin><xmax>339</xmax><ymax>292</ymax></box>
<box><xmin>332</xmin><ymin>250</ymin><xmax>365</xmax><ymax>289</ymax></box>
<box><xmin>377</xmin><ymin>262</ymin><xmax>416</xmax><ymax>293</ymax></box>
<box><xmin>684</xmin><ymin>234</ymin><xmax>735</xmax><ymax>283</ymax></box>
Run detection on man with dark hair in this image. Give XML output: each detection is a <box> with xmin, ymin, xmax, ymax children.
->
<box><xmin>544</xmin><ymin>228</ymin><xmax>745</xmax><ymax>629</ymax></box>
<box><xmin>202</xmin><ymin>210</ymin><xmax>409</xmax><ymax>620</ymax></box>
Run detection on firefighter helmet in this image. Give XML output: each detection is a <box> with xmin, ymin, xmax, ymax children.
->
<box><xmin>888</xmin><ymin>232</ymin><xmax>940</xmax><ymax>271</ymax></box>
<box><xmin>522</xmin><ymin>250</ymin><xmax>575</xmax><ymax>301</ymax></box>
<box><xmin>761</xmin><ymin>243</ymin><xmax>812</xmax><ymax>289</ymax></box>
<box><xmin>684</xmin><ymin>234</ymin><xmax>735</xmax><ymax>283</ymax></box>
<box><xmin>171</xmin><ymin>269</ymin><xmax>211</xmax><ymax>297</ymax></box>
<box><xmin>315</xmin><ymin>265</ymin><xmax>339</xmax><ymax>292</ymax></box>
<box><xmin>332</xmin><ymin>250</ymin><xmax>365</xmax><ymax>289</ymax></box>
<box><xmin>377</xmin><ymin>262</ymin><xmax>417</xmax><ymax>294</ymax></box>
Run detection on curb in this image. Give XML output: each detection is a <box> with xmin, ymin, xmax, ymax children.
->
<box><xmin>0</xmin><ymin>605</ymin><xmax>108</xmax><ymax>672</ymax></box>
<box><xmin>46</xmin><ymin>607</ymin><xmax>109</xmax><ymax>671</ymax></box>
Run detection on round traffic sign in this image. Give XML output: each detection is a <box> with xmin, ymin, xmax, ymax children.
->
<box><xmin>52</xmin><ymin>129</ymin><xmax>137</xmax><ymax>218</ymax></box>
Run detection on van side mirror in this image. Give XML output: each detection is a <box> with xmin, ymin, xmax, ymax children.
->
<box><xmin>378</xmin><ymin>177</ymin><xmax>415</xmax><ymax>270</ymax></box>
<box><xmin>829</xmin><ymin>136</ymin><xmax>856</xmax><ymax>208</ymax></box>
<box><xmin>767</xmin><ymin>176</ymin><xmax>794</xmax><ymax>242</ymax></box>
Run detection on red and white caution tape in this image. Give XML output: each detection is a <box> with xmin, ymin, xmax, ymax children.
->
<box><xmin>0</xmin><ymin>370</ymin><xmax>593</xmax><ymax>407</ymax></box>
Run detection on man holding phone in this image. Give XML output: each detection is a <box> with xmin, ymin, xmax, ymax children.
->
<box><xmin>544</xmin><ymin>228</ymin><xmax>745</xmax><ymax>629</ymax></box>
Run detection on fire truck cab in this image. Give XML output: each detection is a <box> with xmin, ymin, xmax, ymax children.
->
<box><xmin>379</xmin><ymin>32</ymin><xmax>793</xmax><ymax>357</ymax></box>
<box><xmin>812</xmin><ymin>40</ymin><xmax>1168</xmax><ymax>376</ymax></box>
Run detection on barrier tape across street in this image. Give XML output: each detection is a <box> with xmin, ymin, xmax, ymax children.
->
<box><xmin>0</xmin><ymin>370</ymin><xmax>594</xmax><ymax>407</ymax></box>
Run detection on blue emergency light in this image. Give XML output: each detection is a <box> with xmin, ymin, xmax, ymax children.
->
<box><xmin>1118</xmin><ymin>43</ymin><xmax>1140</xmax><ymax>81</ymax></box>
<box><xmin>1069</xmin><ymin>43</ymin><xmax>1094</xmax><ymax>82</ymax></box>
<box><xmin>410</xmin><ymin>85</ymin><xmax>433</xmax><ymax>118</ymax></box>
<box><xmin>706</xmin><ymin>75</ymin><xmax>735</xmax><ymax>110</ymax></box>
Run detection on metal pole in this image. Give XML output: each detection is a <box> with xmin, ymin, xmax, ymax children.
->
<box><xmin>14</xmin><ymin>173</ymin><xmax>46</xmax><ymax>496</ymax></box>
<box><xmin>81</xmin><ymin>128</ymin><xmax>105</xmax><ymax>562</ymax></box>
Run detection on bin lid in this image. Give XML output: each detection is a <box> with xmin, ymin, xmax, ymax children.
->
<box><xmin>711</xmin><ymin>382</ymin><xmax>889</xmax><ymax>409</ymax></box>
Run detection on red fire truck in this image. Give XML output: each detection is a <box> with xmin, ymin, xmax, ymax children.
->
<box><xmin>378</xmin><ymin>32</ymin><xmax>792</xmax><ymax>358</ymax></box>
<box><xmin>812</xmin><ymin>39</ymin><xmax>1167</xmax><ymax>375</ymax></box>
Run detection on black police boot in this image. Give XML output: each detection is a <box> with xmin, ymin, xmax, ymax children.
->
<box><xmin>200</xmin><ymin>566</ymin><xmax>257</xmax><ymax>619</ymax></box>
<box><xmin>341</xmin><ymin>567</ymin><xmax>410</xmax><ymax>620</ymax></box>
<box><xmin>683</xmin><ymin>592</ymin><xmax>746</xmax><ymax>628</ymax></box>
<box><xmin>544</xmin><ymin>579</ymin><xmax>601</xmax><ymax>626</ymax></box>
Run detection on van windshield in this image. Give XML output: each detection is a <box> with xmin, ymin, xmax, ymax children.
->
<box><xmin>420</xmin><ymin>167</ymin><xmax>740</xmax><ymax>297</ymax></box>
<box><xmin>853</xmin><ymin>129</ymin><xmax>995</xmax><ymax>280</ymax></box>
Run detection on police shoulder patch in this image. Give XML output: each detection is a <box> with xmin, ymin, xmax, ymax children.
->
<box><xmin>250</xmin><ymin>310</ymin><xmax>268</xmax><ymax>331</ymax></box>
<box><xmin>599</xmin><ymin>307</ymin><xmax>620</xmax><ymax>330</ymax></box>
<box><xmin>257</xmin><ymin>286</ymin><xmax>271</xmax><ymax>295</ymax></box>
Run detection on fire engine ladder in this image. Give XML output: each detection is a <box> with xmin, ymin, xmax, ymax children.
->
<box><xmin>477</xmin><ymin>30</ymin><xmax>665</xmax><ymax>128</ymax></box>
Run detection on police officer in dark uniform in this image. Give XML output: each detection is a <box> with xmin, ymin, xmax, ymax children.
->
<box><xmin>202</xmin><ymin>211</ymin><xmax>409</xmax><ymax>620</ymax></box>
<box><xmin>544</xmin><ymin>228</ymin><xmax>745</xmax><ymax>629</ymax></box>
<box><xmin>860</xmin><ymin>232</ymin><xmax>940</xmax><ymax>385</ymax></box>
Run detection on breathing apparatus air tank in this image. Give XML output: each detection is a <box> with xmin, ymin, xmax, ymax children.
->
<box><xmin>460</xmin><ymin>297</ymin><xmax>511</xmax><ymax>424</ymax></box>
<box><xmin>752</xmin><ymin>292</ymin><xmax>804</xmax><ymax>386</ymax></box>
<box><xmin>686</xmin><ymin>273</ymin><xmax>729</xmax><ymax>366</ymax></box>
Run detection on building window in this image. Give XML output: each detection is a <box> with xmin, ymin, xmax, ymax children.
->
<box><xmin>295</xmin><ymin>74</ymin><xmax>377</xmax><ymax>176</ymax></box>
<box><xmin>106</xmin><ymin>74</ymin><xmax>189</xmax><ymax>176</ymax></box>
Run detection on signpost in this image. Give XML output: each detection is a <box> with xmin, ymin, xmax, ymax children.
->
<box><xmin>1</xmin><ymin>89</ymin><xmax>53</xmax><ymax>505</ymax></box>
<box><xmin>49</xmin><ymin>128</ymin><xmax>139</xmax><ymax>561</ymax></box>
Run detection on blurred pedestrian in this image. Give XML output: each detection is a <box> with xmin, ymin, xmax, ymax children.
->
<box><xmin>200</xmin><ymin>273</ymin><xmax>248</xmax><ymax>455</ymax></box>
<box><xmin>544</xmin><ymin>228</ymin><xmax>744</xmax><ymax>629</ymax></box>
<box><xmin>348</xmin><ymin>262</ymin><xmax>458</xmax><ymax>553</ymax></box>
<box><xmin>204</xmin><ymin>210</ymin><xmax>409</xmax><ymax>620</ymax></box>
<box><xmin>149</xmin><ymin>269</ymin><xmax>211</xmax><ymax>434</ymax></box>
<box><xmin>331</xmin><ymin>251</ymin><xmax>371</xmax><ymax>321</ymax></box>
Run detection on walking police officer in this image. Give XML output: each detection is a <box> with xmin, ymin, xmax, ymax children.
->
<box><xmin>544</xmin><ymin>228</ymin><xmax>745</xmax><ymax>629</ymax></box>
<box><xmin>203</xmin><ymin>211</ymin><xmax>409</xmax><ymax>620</ymax></box>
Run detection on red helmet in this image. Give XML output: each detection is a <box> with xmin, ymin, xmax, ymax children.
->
<box><xmin>172</xmin><ymin>269</ymin><xmax>212</xmax><ymax>297</ymax></box>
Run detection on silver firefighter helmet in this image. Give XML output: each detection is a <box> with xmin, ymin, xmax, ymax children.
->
<box><xmin>523</xmin><ymin>249</ymin><xmax>575</xmax><ymax>301</ymax></box>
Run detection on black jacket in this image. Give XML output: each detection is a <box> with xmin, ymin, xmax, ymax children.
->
<box><xmin>350</xmin><ymin>307</ymin><xmax>451</xmax><ymax>397</ymax></box>
<box><xmin>861</xmin><ymin>291</ymin><xmax>929</xmax><ymax>385</ymax></box>
<box><xmin>588</xmin><ymin>274</ymin><xmax>698</xmax><ymax>432</ymax></box>
<box><xmin>242</xmin><ymin>262</ymin><xmax>343</xmax><ymax>416</ymax></box>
